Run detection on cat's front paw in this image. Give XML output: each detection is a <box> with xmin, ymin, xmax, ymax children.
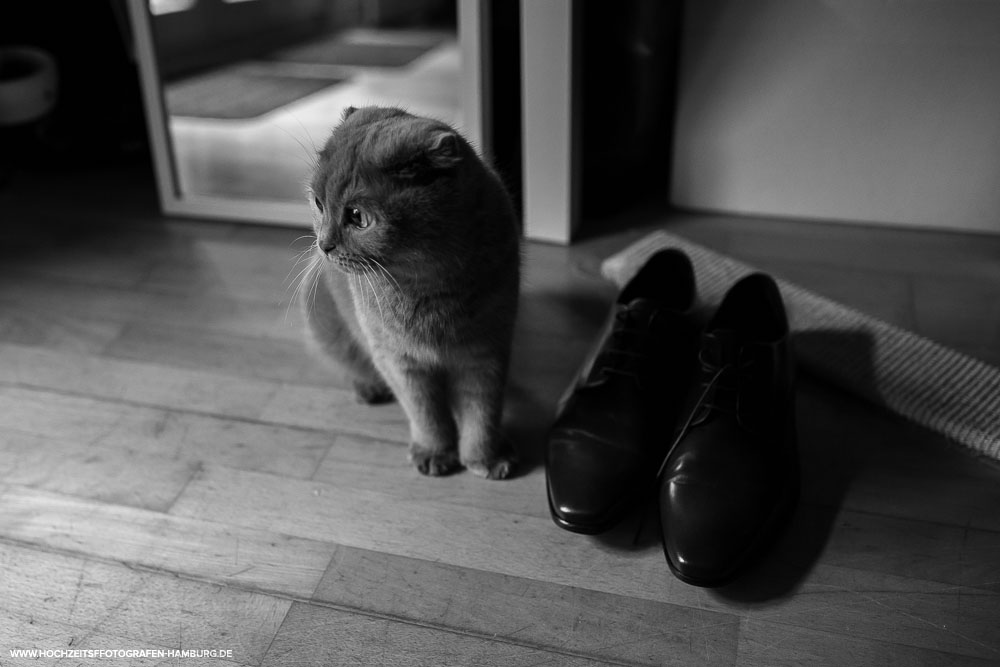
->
<box><xmin>408</xmin><ymin>446</ymin><xmax>461</xmax><ymax>477</ymax></box>
<box><xmin>353</xmin><ymin>379</ymin><xmax>394</xmax><ymax>405</ymax></box>
<box><xmin>463</xmin><ymin>455</ymin><xmax>517</xmax><ymax>480</ymax></box>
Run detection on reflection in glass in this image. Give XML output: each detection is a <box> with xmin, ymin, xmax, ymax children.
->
<box><xmin>150</xmin><ymin>0</ymin><xmax>197</xmax><ymax>16</ymax></box>
<box><xmin>150</xmin><ymin>0</ymin><xmax>460</xmax><ymax>203</ymax></box>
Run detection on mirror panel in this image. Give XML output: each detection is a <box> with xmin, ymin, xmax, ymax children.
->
<box><xmin>127</xmin><ymin>0</ymin><xmax>474</xmax><ymax>226</ymax></box>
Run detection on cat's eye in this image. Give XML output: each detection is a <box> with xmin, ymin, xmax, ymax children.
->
<box><xmin>313</xmin><ymin>196</ymin><xmax>324</xmax><ymax>213</ymax></box>
<box><xmin>345</xmin><ymin>206</ymin><xmax>369</xmax><ymax>229</ymax></box>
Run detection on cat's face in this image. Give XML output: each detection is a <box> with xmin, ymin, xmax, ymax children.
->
<box><xmin>309</xmin><ymin>106</ymin><xmax>464</xmax><ymax>275</ymax></box>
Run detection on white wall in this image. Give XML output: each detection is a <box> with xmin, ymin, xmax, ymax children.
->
<box><xmin>671</xmin><ymin>0</ymin><xmax>1000</xmax><ymax>233</ymax></box>
<box><xmin>520</xmin><ymin>0</ymin><xmax>577</xmax><ymax>243</ymax></box>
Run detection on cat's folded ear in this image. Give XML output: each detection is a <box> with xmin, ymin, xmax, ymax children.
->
<box><xmin>341</xmin><ymin>106</ymin><xmax>359</xmax><ymax>121</ymax></box>
<box><xmin>425</xmin><ymin>131</ymin><xmax>463</xmax><ymax>168</ymax></box>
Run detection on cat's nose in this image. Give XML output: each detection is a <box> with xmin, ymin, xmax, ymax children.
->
<box><xmin>318</xmin><ymin>240</ymin><xmax>336</xmax><ymax>257</ymax></box>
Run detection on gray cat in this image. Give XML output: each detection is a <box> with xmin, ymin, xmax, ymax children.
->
<box><xmin>298</xmin><ymin>106</ymin><xmax>521</xmax><ymax>479</ymax></box>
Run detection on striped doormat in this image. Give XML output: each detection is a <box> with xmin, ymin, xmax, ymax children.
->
<box><xmin>165</xmin><ymin>69</ymin><xmax>345</xmax><ymax>120</ymax></box>
<box><xmin>267</xmin><ymin>38</ymin><xmax>437</xmax><ymax>68</ymax></box>
<box><xmin>601</xmin><ymin>230</ymin><xmax>1000</xmax><ymax>462</ymax></box>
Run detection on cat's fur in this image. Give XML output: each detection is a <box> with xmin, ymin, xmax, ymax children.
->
<box><xmin>299</xmin><ymin>106</ymin><xmax>521</xmax><ymax>479</ymax></box>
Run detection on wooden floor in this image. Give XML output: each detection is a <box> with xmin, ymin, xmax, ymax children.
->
<box><xmin>1</xmin><ymin>163</ymin><xmax>999</xmax><ymax>666</ymax></box>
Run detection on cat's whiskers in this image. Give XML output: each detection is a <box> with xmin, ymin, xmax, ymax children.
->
<box><xmin>284</xmin><ymin>256</ymin><xmax>314</xmax><ymax>308</ymax></box>
<box><xmin>369</xmin><ymin>257</ymin><xmax>402</xmax><ymax>295</ymax></box>
<box><xmin>284</xmin><ymin>240</ymin><xmax>321</xmax><ymax>290</ymax></box>
<box><xmin>351</xmin><ymin>271</ymin><xmax>368</xmax><ymax>315</ymax></box>
<box><xmin>274</xmin><ymin>121</ymin><xmax>320</xmax><ymax>173</ymax></box>
<box><xmin>284</xmin><ymin>243</ymin><xmax>318</xmax><ymax>290</ymax></box>
<box><xmin>286</xmin><ymin>266</ymin><xmax>310</xmax><ymax>322</ymax></box>
<box><xmin>285</xmin><ymin>246</ymin><xmax>323</xmax><ymax>323</ymax></box>
<box><xmin>360</xmin><ymin>260</ymin><xmax>386</xmax><ymax>322</ymax></box>
<box><xmin>371</xmin><ymin>257</ymin><xmax>400</xmax><ymax>304</ymax></box>
<box><xmin>307</xmin><ymin>257</ymin><xmax>323</xmax><ymax>315</ymax></box>
<box><xmin>290</xmin><ymin>114</ymin><xmax>320</xmax><ymax>155</ymax></box>
<box><xmin>288</xmin><ymin>234</ymin><xmax>316</xmax><ymax>249</ymax></box>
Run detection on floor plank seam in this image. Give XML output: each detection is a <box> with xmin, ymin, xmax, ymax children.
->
<box><xmin>0</xmin><ymin>605</ymin><xmax>252</xmax><ymax>666</ymax></box>
<box><xmin>183</xmin><ymin>456</ymin><xmax>1000</xmax><ymax>545</ymax></box>
<box><xmin>306</xmin><ymin>442</ymin><xmax>337</xmax><ymax>482</ymax></box>
<box><xmin>792</xmin><ymin>497</ymin><xmax>1000</xmax><ymax>537</ymax></box>
<box><xmin>0</xmin><ymin>534</ymin><xmax>646</xmax><ymax>667</ymax></box>
<box><xmin>730</xmin><ymin>617</ymin><xmax>993</xmax><ymax>666</ymax></box>
<box><xmin>0</xmin><ymin>378</ymin><xmax>406</xmax><ymax>445</ymax></box>
<box><xmin>163</xmin><ymin>461</ymin><xmax>203</xmax><ymax>514</ymax></box>
<box><xmin>93</xmin><ymin>354</ymin><xmax>371</xmax><ymax>407</ymax></box>
<box><xmin>800</xmin><ymin>501</ymin><xmax>1000</xmax><ymax>538</ymax></box>
<box><xmin>257</xmin><ymin>608</ymin><xmax>289</xmax><ymax>667</ymax></box>
<box><xmin>0</xmin><ymin>266</ymin><xmax>302</xmax><ymax>309</ymax></box>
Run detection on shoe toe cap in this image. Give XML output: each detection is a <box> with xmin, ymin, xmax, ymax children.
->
<box><xmin>660</xmin><ymin>491</ymin><xmax>753</xmax><ymax>586</ymax></box>
<box><xmin>659</xmin><ymin>459</ymin><xmax>790</xmax><ymax>586</ymax></box>
<box><xmin>546</xmin><ymin>433</ymin><xmax>643</xmax><ymax>534</ymax></box>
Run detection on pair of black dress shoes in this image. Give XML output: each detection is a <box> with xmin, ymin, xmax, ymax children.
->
<box><xmin>545</xmin><ymin>249</ymin><xmax>799</xmax><ymax>587</ymax></box>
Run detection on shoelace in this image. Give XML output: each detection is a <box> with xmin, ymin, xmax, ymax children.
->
<box><xmin>653</xmin><ymin>362</ymin><xmax>729</xmax><ymax>481</ymax></box>
<box><xmin>593</xmin><ymin>308</ymin><xmax>656</xmax><ymax>384</ymax></box>
<box><xmin>630</xmin><ymin>356</ymin><xmax>755</xmax><ymax>546</ymax></box>
<box><xmin>654</xmin><ymin>354</ymin><xmax>756</xmax><ymax>480</ymax></box>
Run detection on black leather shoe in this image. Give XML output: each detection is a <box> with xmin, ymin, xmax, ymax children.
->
<box><xmin>658</xmin><ymin>273</ymin><xmax>799</xmax><ymax>586</ymax></box>
<box><xmin>546</xmin><ymin>249</ymin><xmax>698</xmax><ymax>534</ymax></box>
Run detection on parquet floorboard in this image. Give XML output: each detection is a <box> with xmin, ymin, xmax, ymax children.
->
<box><xmin>1</xmin><ymin>542</ymin><xmax>287</xmax><ymax>665</ymax></box>
<box><xmin>0</xmin><ymin>164</ymin><xmax>998</xmax><ymax>665</ymax></box>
